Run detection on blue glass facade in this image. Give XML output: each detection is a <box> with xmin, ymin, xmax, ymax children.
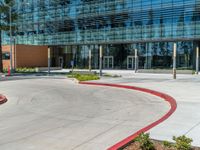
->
<box><xmin>6</xmin><ymin>0</ymin><xmax>200</xmax><ymax>69</ymax></box>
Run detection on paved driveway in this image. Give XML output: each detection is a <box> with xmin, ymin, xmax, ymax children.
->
<box><xmin>0</xmin><ymin>78</ymin><xmax>169</xmax><ymax>150</ymax></box>
<box><xmin>95</xmin><ymin>73</ymin><xmax>200</xmax><ymax>147</ymax></box>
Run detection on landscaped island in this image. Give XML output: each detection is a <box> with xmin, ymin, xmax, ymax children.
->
<box><xmin>122</xmin><ymin>133</ymin><xmax>200</xmax><ymax>150</ymax></box>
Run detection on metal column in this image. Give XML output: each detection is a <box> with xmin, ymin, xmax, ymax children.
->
<box><xmin>135</xmin><ymin>49</ymin><xmax>138</xmax><ymax>73</ymax></box>
<box><xmin>99</xmin><ymin>46</ymin><xmax>103</xmax><ymax>76</ymax></box>
<box><xmin>196</xmin><ymin>46</ymin><xmax>199</xmax><ymax>74</ymax></box>
<box><xmin>89</xmin><ymin>49</ymin><xmax>92</xmax><ymax>72</ymax></box>
<box><xmin>173</xmin><ymin>43</ymin><xmax>177</xmax><ymax>79</ymax></box>
<box><xmin>48</xmin><ymin>47</ymin><xmax>51</xmax><ymax>75</ymax></box>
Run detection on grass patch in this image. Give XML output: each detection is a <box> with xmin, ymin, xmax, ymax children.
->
<box><xmin>3</xmin><ymin>67</ymin><xmax>36</xmax><ymax>73</ymax></box>
<box><xmin>15</xmin><ymin>67</ymin><xmax>36</xmax><ymax>73</ymax></box>
<box><xmin>67</xmin><ymin>73</ymin><xmax>100</xmax><ymax>81</ymax></box>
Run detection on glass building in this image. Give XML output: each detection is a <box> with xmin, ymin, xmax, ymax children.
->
<box><xmin>6</xmin><ymin>0</ymin><xmax>200</xmax><ymax>69</ymax></box>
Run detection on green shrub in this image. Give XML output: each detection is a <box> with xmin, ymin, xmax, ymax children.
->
<box><xmin>163</xmin><ymin>140</ymin><xmax>173</xmax><ymax>148</ymax></box>
<box><xmin>3</xmin><ymin>68</ymin><xmax>8</xmax><ymax>73</ymax></box>
<box><xmin>15</xmin><ymin>67</ymin><xmax>36</xmax><ymax>73</ymax></box>
<box><xmin>67</xmin><ymin>73</ymin><xmax>100</xmax><ymax>81</ymax></box>
<box><xmin>173</xmin><ymin>135</ymin><xmax>193</xmax><ymax>150</ymax></box>
<box><xmin>135</xmin><ymin>133</ymin><xmax>155</xmax><ymax>150</ymax></box>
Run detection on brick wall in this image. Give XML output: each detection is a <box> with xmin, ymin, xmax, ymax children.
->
<box><xmin>16</xmin><ymin>45</ymin><xmax>48</xmax><ymax>67</ymax></box>
<box><xmin>2</xmin><ymin>45</ymin><xmax>48</xmax><ymax>69</ymax></box>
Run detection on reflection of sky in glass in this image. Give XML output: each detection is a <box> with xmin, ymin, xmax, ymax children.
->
<box><xmin>2</xmin><ymin>0</ymin><xmax>198</xmax><ymax>45</ymax></box>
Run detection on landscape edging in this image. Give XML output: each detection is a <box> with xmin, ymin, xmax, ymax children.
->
<box><xmin>0</xmin><ymin>94</ymin><xmax>7</xmax><ymax>105</ymax></box>
<box><xmin>79</xmin><ymin>82</ymin><xmax>177</xmax><ymax>150</ymax></box>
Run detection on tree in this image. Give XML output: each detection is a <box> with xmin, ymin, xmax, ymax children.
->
<box><xmin>0</xmin><ymin>0</ymin><xmax>17</xmax><ymax>73</ymax></box>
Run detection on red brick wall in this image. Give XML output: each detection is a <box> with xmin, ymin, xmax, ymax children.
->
<box><xmin>16</xmin><ymin>45</ymin><xmax>48</xmax><ymax>67</ymax></box>
<box><xmin>2</xmin><ymin>45</ymin><xmax>48</xmax><ymax>69</ymax></box>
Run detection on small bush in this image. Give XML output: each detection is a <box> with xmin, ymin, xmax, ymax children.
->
<box><xmin>163</xmin><ymin>140</ymin><xmax>173</xmax><ymax>148</ymax></box>
<box><xmin>135</xmin><ymin>133</ymin><xmax>155</xmax><ymax>150</ymax></box>
<box><xmin>16</xmin><ymin>67</ymin><xmax>36</xmax><ymax>73</ymax></box>
<box><xmin>67</xmin><ymin>73</ymin><xmax>100</xmax><ymax>81</ymax></box>
<box><xmin>3</xmin><ymin>68</ymin><xmax>36</xmax><ymax>73</ymax></box>
<box><xmin>173</xmin><ymin>135</ymin><xmax>193</xmax><ymax>150</ymax></box>
<box><xmin>3</xmin><ymin>68</ymin><xmax>8</xmax><ymax>73</ymax></box>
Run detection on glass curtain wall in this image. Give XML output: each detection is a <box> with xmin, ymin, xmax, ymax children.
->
<box><xmin>13</xmin><ymin>0</ymin><xmax>200</xmax><ymax>45</ymax></box>
<box><xmin>67</xmin><ymin>41</ymin><xmax>195</xmax><ymax>69</ymax></box>
<box><xmin>5</xmin><ymin>0</ymin><xmax>199</xmax><ymax>70</ymax></box>
<box><xmin>177</xmin><ymin>41</ymin><xmax>193</xmax><ymax>69</ymax></box>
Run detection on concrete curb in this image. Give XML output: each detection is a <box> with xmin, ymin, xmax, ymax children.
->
<box><xmin>0</xmin><ymin>94</ymin><xmax>7</xmax><ymax>105</ymax></box>
<box><xmin>79</xmin><ymin>82</ymin><xmax>177</xmax><ymax>150</ymax></box>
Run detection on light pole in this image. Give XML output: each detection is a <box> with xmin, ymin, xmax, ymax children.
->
<box><xmin>2</xmin><ymin>2</ymin><xmax>13</xmax><ymax>74</ymax></box>
<box><xmin>13</xmin><ymin>36</ymin><xmax>16</xmax><ymax>69</ymax></box>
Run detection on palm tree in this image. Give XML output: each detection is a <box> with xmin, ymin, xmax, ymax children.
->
<box><xmin>0</xmin><ymin>0</ymin><xmax>17</xmax><ymax>73</ymax></box>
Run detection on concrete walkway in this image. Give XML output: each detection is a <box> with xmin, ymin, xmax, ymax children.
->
<box><xmin>95</xmin><ymin>73</ymin><xmax>200</xmax><ymax>147</ymax></box>
<box><xmin>0</xmin><ymin>78</ymin><xmax>168</xmax><ymax>150</ymax></box>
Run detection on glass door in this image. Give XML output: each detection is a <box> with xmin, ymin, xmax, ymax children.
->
<box><xmin>127</xmin><ymin>56</ymin><xmax>135</xmax><ymax>70</ymax></box>
<box><xmin>59</xmin><ymin>57</ymin><xmax>63</xmax><ymax>68</ymax></box>
<box><xmin>103</xmin><ymin>56</ymin><xmax>114</xmax><ymax>69</ymax></box>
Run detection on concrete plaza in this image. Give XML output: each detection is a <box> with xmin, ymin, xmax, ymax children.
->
<box><xmin>0</xmin><ymin>77</ymin><xmax>168</xmax><ymax>150</ymax></box>
<box><xmin>94</xmin><ymin>72</ymin><xmax>200</xmax><ymax>146</ymax></box>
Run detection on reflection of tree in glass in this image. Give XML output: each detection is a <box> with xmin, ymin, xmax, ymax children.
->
<box><xmin>0</xmin><ymin>0</ymin><xmax>17</xmax><ymax>72</ymax></box>
<box><xmin>180</xmin><ymin>42</ymin><xmax>191</xmax><ymax>67</ymax></box>
<box><xmin>177</xmin><ymin>13</ymin><xmax>184</xmax><ymax>36</ymax></box>
<box><xmin>52</xmin><ymin>0</ymin><xmax>70</xmax><ymax>6</ymax></box>
<box><xmin>159</xmin><ymin>42</ymin><xmax>172</xmax><ymax>68</ymax></box>
<box><xmin>166</xmin><ymin>43</ymin><xmax>172</xmax><ymax>55</ymax></box>
<box><xmin>160</xmin><ymin>16</ymin><xmax>164</xmax><ymax>38</ymax></box>
<box><xmin>147</xmin><ymin>9</ymin><xmax>153</xmax><ymax>38</ymax></box>
<box><xmin>159</xmin><ymin>42</ymin><xmax>166</xmax><ymax>56</ymax></box>
<box><xmin>151</xmin><ymin>43</ymin><xmax>158</xmax><ymax>55</ymax></box>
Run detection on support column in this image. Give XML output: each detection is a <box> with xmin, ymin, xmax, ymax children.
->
<box><xmin>173</xmin><ymin>43</ymin><xmax>177</xmax><ymax>79</ymax></box>
<box><xmin>89</xmin><ymin>49</ymin><xmax>92</xmax><ymax>72</ymax></box>
<box><xmin>72</xmin><ymin>46</ymin><xmax>76</xmax><ymax>72</ymax></box>
<box><xmin>48</xmin><ymin>47</ymin><xmax>51</xmax><ymax>75</ymax></box>
<box><xmin>99</xmin><ymin>45</ymin><xmax>103</xmax><ymax>76</ymax></box>
<box><xmin>13</xmin><ymin>37</ymin><xmax>16</xmax><ymax>71</ymax></box>
<box><xmin>10</xmin><ymin>41</ymin><xmax>13</xmax><ymax>74</ymax></box>
<box><xmin>196</xmin><ymin>46</ymin><xmax>199</xmax><ymax>74</ymax></box>
<box><xmin>135</xmin><ymin>49</ymin><xmax>138</xmax><ymax>73</ymax></box>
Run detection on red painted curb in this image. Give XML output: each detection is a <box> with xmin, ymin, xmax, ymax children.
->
<box><xmin>79</xmin><ymin>82</ymin><xmax>177</xmax><ymax>150</ymax></box>
<box><xmin>0</xmin><ymin>94</ymin><xmax>8</xmax><ymax>105</ymax></box>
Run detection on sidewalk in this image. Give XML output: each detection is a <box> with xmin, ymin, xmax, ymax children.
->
<box><xmin>95</xmin><ymin>73</ymin><xmax>200</xmax><ymax>147</ymax></box>
<box><xmin>44</xmin><ymin>69</ymin><xmax>135</xmax><ymax>76</ymax></box>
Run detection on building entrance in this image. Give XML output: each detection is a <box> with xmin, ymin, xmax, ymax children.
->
<box><xmin>103</xmin><ymin>56</ymin><xmax>114</xmax><ymax>69</ymax></box>
<box><xmin>59</xmin><ymin>57</ymin><xmax>63</xmax><ymax>68</ymax></box>
<box><xmin>127</xmin><ymin>56</ymin><xmax>135</xmax><ymax>70</ymax></box>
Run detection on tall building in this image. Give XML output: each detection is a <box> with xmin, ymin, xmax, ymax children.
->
<box><xmin>3</xmin><ymin>0</ymin><xmax>200</xmax><ymax>70</ymax></box>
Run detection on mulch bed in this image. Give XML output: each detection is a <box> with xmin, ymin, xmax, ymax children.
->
<box><xmin>122</xmin><ymin>140</ymin><xmax>200</xmax><ymax>150</ymax></box>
